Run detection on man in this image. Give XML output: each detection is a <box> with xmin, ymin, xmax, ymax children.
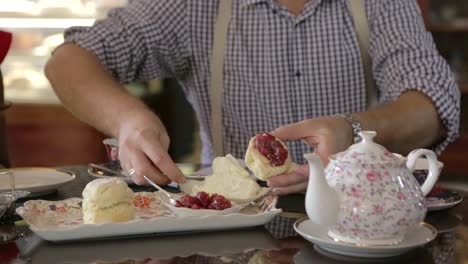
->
<box><xmin>45</xmin><ymin>0</ymin><xmax>459</xmax><ymax>195</ymax></box>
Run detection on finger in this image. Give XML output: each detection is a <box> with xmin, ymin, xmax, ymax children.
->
<box><xmin>266</xmin><ymin>165</ymin><xmax>308</xmax><ymax>188</ymax></box>
<box><xmin>141</xmin><ymin>140</ymin><xmax>186</xmax><ymax>184</ymax></box>
<box><xmin>129</xmin><ymin>150</ymin><xmax>171</xmax><ymax>186</ymax></box>
<box><xmin>270</xmin><ymin>119</ymin><xmax>318</xmax><ymax>141</ymax></box>
<box><xmin>270</xmin><ymin>182</ymin><xmax>308</xmax><ymax>195</ymax></box>
<box><xmin>158</xmin><ymin>131</ymin><xmax>171</xmax><ymax>151</ymax></box>
<box><xmin>267</xmin><ymin>173</ymin><xmax>307</xmax><ymax>188</ymax></box>
<box><xmin>119</xmin><ymin>150</ymin><xmax>132</xmax><ymax>174</ymax></box>
<box><xmin>315</xmin><ymin>137</ymin><xmax>337</xmax><ymax>165</ymax></box>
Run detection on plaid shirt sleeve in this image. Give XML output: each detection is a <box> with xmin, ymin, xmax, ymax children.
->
<box><xmin>368</xmin><ymin>0</ymin><xmax>461</xmax><ymax>155</ymax></box>
<box><xmin>63</xmin><ymin>0</ymin><xmax>190</xmax><ymax>84</ymax></box>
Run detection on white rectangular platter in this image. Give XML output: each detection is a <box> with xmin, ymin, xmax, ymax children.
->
<box><xmin>16</xmin><ymin>192</ymin><xmax>281</xmax><ymax>242</ymax></box>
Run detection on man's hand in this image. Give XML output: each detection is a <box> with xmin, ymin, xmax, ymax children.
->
<box><xmin>267</xmin><ymin>116</ymin><xmax>353</xmax><ymax>195</ymax></box>
<box><xmin>45</xmin><ymin>44</ymin><xmax>185</xmax><ymax>186</ymax></box>
<box><xmin>118</xmin><ymin>112</ymin><xmax>185</xmax><ymax>186</ymax></box>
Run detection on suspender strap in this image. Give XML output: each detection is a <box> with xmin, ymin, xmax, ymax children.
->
<box><xmin>210</xmin><ymin>0</ymin><xmax>232</xmax><ymax>157</ymax></box>
<box><xmin>348</xmin><ymin>0</ymin><xmax>378</xmax><ymax>108</ymax></box>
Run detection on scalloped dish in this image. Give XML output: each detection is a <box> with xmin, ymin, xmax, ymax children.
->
<box><xmin>154</xmin><ymin>191</ymin><xmax>251</xmax><ymax>217</ymax></box>
<box><xmin>16</xmin><ymin>192</ymin><xmax>281</xmax><ymax>242</ymax></box>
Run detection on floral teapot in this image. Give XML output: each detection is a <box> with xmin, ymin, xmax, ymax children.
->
<box><xmin>304</xmin><ymin>131</ymin><xmax>440</xmax><ymax>245</ymax></box>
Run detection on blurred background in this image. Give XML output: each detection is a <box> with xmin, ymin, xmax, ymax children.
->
<box><xmin>0</xmin><ymin>0</ymin><xmax>201</xmax><ymax>168</ymax></box>
<box><xmin>0</xmin><ymin>0</ymin><xmax>466</xmax><ymax>177</ymax></box>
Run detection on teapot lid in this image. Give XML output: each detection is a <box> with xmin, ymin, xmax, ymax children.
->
<box><xmin>331</xmin><ymin>131</ymin><xmax>401</xmax><ymax>165</ymax></box>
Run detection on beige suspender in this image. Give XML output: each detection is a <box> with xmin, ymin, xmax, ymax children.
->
<box><xmin>210</xmin><ymin>0</ymin><xmax>232</xmax><ymax>157</ymax></box>
<box><xmin>209</xmin><ymin>0</ymin><xmax>375</xmax><ymax>157</ymax></box>
<box><xmin>348</xmin><ymin>0</ymin><xmax>378</xmax><ymax>108</ymax></box>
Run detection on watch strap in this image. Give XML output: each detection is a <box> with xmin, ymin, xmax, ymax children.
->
<box><xmin>335</xmin><ymin>113</ymin><xmax>362</xmax><ymax>143</ymax></box>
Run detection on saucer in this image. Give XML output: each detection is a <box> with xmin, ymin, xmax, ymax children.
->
<box><xmin>293</xmin><ymin>217</ymin><xmax>437</xmax><ymax>258</ymax></box>
<box><xmin>424</xmin><ymin>186</ymin><xmax>463</xmax><ymax>211</ymax></box>
<box><xmin>0</xmin><ymin>168</ymin><xmax>75</xmax><ymax>196</ymax></box>
<box><xmin>413</xmin><ymin>170</ymin><xmax>464</xmax><ymax>211</ymax></box>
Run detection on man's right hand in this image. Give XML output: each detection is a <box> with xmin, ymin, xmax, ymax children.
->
<box><xmin>118</xmin><ymin>113</ymin><xmax>185</xmax><ymax>186</ymax></box>
<box><xmin>45</xmin><ymin>44</ymin><xmax>185</xmax><ymax>186</ymax></box>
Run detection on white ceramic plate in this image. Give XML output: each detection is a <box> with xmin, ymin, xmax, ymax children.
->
<box><xmin>29</xmin><ymin>228</ymin><xmax>279</xmax><ymax>263</ymax></box>
<box><xmin>0</xmin><ymin>168</ymin><xmax>75</xmax><ymax>196</ymax></box>
<box><xmin>179</xmin><ymin>179</ymin><xmax>271</xmax><ymax>204</ymax></box>
<box><xmin>16</xmin><ymin>192</ymin><xmax>281</xmax><ymax>242</ymax></box>
<box><xmin>293</xmin><ymin>217</ymin><xmax>437</xmax><ymax>258</ymax></box>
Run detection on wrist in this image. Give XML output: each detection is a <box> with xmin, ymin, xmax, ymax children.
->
<box><xmin>334</xmin><ymin>113</ymin><xmax>362</xmax><ymax>144</ymax></box>
<box><xmin>116</xmin><ymin>106</ymin><xmax>163</xmax><ymax>138</ymax></box>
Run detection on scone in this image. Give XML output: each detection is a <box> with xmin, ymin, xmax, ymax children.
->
<box><xmin>193</xmin><ymin>154</ymin><xmax>261</xmax><ymax>201</ymax></box>
<box><xmin>82</xmin><ymin>178</ymin><xmax>135</xmax><ymax>224</ymax></box>
<box><xmin>245</xmin><ymin>132</ymin><xmax>292</xmax><ymax>181</ymax></box>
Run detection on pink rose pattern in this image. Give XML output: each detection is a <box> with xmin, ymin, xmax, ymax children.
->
<box><xmin>327</xmin><ymin>156</ymin><xmax>427</xmax><ymax>243</ymax></box>
<box><xmin>339</xmin><ymin>150</ymin><xmax>401</xmax><ymax>165</ymax></box>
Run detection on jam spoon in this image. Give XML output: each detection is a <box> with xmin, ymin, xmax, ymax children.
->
<box><xmin>143</xmin><ymin>176</ymin><xmax>178</xmax><ymax>206</ymax></box>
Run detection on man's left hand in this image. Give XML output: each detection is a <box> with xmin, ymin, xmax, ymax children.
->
<box><xmin>267</xmin><ymin>116</ymin><xmax>353</xmax><ymax>195</ymax></box>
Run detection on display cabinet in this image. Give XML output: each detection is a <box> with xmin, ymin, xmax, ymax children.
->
<box><xmin>0</xmin><ymin>0</ymin><xmax>127</xmax><ymax>104</ymax></box>
<box><xmin>0</xmin><ymin>0</ymin><xmax>128</xmax><ymax>167</ymax></box>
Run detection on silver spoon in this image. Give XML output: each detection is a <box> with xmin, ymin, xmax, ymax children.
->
<box><xmin>143</xmin><ymin>176</ymin><xmax>178</xmax><ymax>206</ymax></box>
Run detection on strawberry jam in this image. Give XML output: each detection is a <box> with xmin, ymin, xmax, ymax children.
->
<box><xmin>175</xmin><ymin>192</ymin><xmax>231</xmax><ymax>210</ymax></box>
<box><xmin>255</xmin><ymin>132</ymin><xmax>288</xmax><ymax>166</ymax></box>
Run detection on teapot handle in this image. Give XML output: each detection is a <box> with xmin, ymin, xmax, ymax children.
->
<box><xmin>406</xmin><ymin>149</ymin><xmax>440</xmax><ymax>196</ymax></box>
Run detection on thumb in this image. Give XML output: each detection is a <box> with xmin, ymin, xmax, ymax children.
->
<box><xmin>271</xmin><ymin>120</ymin><xmax>314</xmax><ymax>141</ymax></box>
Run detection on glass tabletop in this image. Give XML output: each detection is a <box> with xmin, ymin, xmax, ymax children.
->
<box><xmin>0</xmin><ymin>166</ymin><xmax>466</xmax><ymax>264</ymax></box>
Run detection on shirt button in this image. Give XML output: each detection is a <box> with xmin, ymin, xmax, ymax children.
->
<box><xmin>295</xmin><ymin>71</ymin><xmax>301</xmax><ymax>77</ymax></box>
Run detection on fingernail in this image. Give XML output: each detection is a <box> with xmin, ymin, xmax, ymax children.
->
<box><xmin>132</xmin><ymin>176</ymin><xmax>146</xmax><ymax>186</ymax></box>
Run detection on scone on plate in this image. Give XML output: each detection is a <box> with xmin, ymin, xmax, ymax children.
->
<box><xmin>193</xmin><ymin>154</ymin><xmax>261</xmax><ymax>201</ymax></box>
<box><xmin>82</xmin><ymin>178</ymin><xmax>135</xmax><ymax>224</ymax></box>
<box><xmin>245</xmin><ymin>132</ymin><xmax>292</xmax><ymax>181</ymax></box>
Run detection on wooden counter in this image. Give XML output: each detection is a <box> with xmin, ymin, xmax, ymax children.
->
<box><xmin>5</xmin><ymin>103</ymin><xmax>108</xmax><ymax>167</ymax></box>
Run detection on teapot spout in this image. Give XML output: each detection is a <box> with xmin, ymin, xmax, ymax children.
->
<box><xmin>304</xmin><ymin>153</ymin><xmax>339</xmax><ymax>226</ymax></box>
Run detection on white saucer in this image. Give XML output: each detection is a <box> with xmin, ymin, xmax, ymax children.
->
<box><xmin>294</xmin><ymin>217</ymin><xmax>437</xmax><ymax>258</ymax></box>
<box><xmin>0</xmin><ymin>168</ymin><xmax>75</xmax><ymax>196</ymax></box>
<box><xmin>427</xmin><ymin>196</ymin><xmax>464</xmax><ymax>211</ymax></box>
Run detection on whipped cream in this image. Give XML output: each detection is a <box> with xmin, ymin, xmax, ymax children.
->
<box><xmin>193</xmin><ymin>154</ymin><xmax>261</xmax><ymax>201</ymax></box>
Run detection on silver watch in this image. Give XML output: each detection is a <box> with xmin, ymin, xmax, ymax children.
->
<box><xmin>335</xmin><ymin>113</ymin><xmax>362</xmax><ymax>143</ymax></box>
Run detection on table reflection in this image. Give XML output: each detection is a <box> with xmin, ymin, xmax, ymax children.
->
<box><xmin>9</xmin><ymin>213</ymin><xmax>460</xmax><ymax>264</ymax></box>
<box><xmin>26</xmin><ymin>226</ymin><xmax>279</xmax><ymax>264</ymax></box>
